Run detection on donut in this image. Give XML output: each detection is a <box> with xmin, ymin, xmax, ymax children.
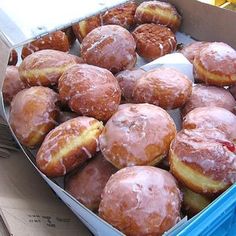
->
<box><xmin>19</xmin><ymin>49</ymin><xmax>77</xmax><ymax>87</ymax></box>
<box><xmin>135</xmin><ymin>1</ymin><xmax>181</xmax><ymax>32</ymax></box>
<box><xmin>36</xmin><ymin>117</ymin><xmax>104</xmax><ymax>177</ymax></box>
<box><xmin>169</xmin><ymin>128</ymin><xmax>236</xmax><ymax>194</ymax></box>
<box><xmin>132</xmin><ymin>23</ymin><xmax>177</xmax><ymax>60</ymax></box>
<box><xmin>182</xmin><ymin>106</ymin><xmax>236</xmax><ymax>142</ymax></box>
<box><xmin>193</xmin><ymin>42</ymin><xmax>236</xmax><ymax>86</ymax></box>
<box><xmin>115</xmin><ymin>68</ymin><xmax>146</xmax><ymax>102</ymax></box>
<box><xmin>229</xmin><ymin>84</ymin><xmax>236</xmax><ymax>100</ymax></box>
<box><xmin>58</xmin><ymin>64</ymin><xmax>121</xmax><ymax>121</ymax></box>
<box><xmin>133</xmin><ymin>67</ymin><xmax>192</xmax><ymax>109</ymax></box>
<box><xmin>99</xmin><ymin>103</ymin><xmax>176</xmax><ymax>169</ymax></box>
<box><xmin>99</xmin><ymin>166</ymin><xmax>182</xmax><ymax>236</ymax></box>
<box><xmin>2</xmin><ymin>66</ymin><xmax>27</xmax><ymax>105</ymax></box>
<box><xmin>72</xmin><ymin>15</ymin><xmax>102</xmax><ymax>43</ymax></box>
<box><xmin>81</xmin><ymin>25</ymin><xmax>137</xmax><ymax>74</ymax></box>
<box><xmin>21</xmin><ymin>31</ymin><xmax>70</xmax><ymax>59</ymax></box>
<box><xmin>8</xmin><ymin>49</ymin><xmax>18</xmax><ymax>66</ymax></box>
<box><xmin>181</xmin><ymin>84</ymin><xmax>236</xmax><ymax>117</ymax></box>
<box><xmin>65</xmin><ymin>153</ymin><xmax>117</xmax><ymax>211</ymax></box>
<box><xmin>102</xmin><ymin>1</ymin><xmax>137</xmax><ymax>29</ymax></box>
<box><xmin>9</xmin><ymin>86</ymin><xmax>59</xmax><ymax>148</ymax></box>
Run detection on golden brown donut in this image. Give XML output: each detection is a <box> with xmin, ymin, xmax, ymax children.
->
<box><xmin>81</xmin><ymin>25</ymin><xmax>137</xmax><ymax>74</ymax></box>
<box><xmin>99</xmin><ymin>103</ymin><xmax>176</xmax><ymax>169</ymax></box>
<box><xmin>19</xmin><ymin>49</ymin><xmax>77</xmax><ymax>87</ymax></box>
<box><xmin>2</xmin><ymin>66</ymin><xmax>27</xmax><ymax>105</ymax></box>
<box><xmin>115</xmin><ymin>68</ymin><xmax>146</xmax><ymax>102</ymax></box>
<box><xmin>193</xmin><ymin>42</ymin><xmax>236</xmax><ymax>86</ymax></box>
<box><xmin>182</xmin><ymin>106</ymin><xmax>236</xmax><ymax>142</ymax></box>
<box><xmin>229</xmin><ymin>84</ymin><xmax>236</xmax><ymax>100</ymax></box>
<box><xmin>58</xmin><ymin>64</ymin><xmax>121</xmax><ymax>121</ymax></box>
<box><xmin>65</xmin><ymin>153</ymin><xmax>117</xmax><ymax>211</ymax></box>
<box><xmin>9</xmin><ymin>86</ymin><xmax>59</xmax><ymax>148</ymax></box>
<box><xmin>8</xmin><ymin>49</ymin><xmax>18</xmax><ymax>66</ymax></box>
<box><xmin>99</xmin><ymin>166</ymin><xmax>182</xmax><ymax>236</ymax></box>
<box><xmin>21</xmin><ymin>31</ymin><xmax>70</xmax><ymax>59</ymax></box>
<box><xmin>133</xmin><ymin>67</ymin><xmax>192</xmax><ymax>109</ymax></box>
<box><xmin>102</xmin><ymin>1</ymin><xmax>137</xmax><ymax>29</ymax></box>
<box><xmin>36</xmin><ymin>117</ymin><xmax>104</xmax><ymax>177</ymax></box>
<box><xmin>132</xmin><ymin>23</ymin><xmax>177</xmax><ymax>60</ymax></box>
<box><xmin>135</xmin><ymin>1</ymin><xmax>181</xmax><ymax>32</ymax></box>
<box><xmin>181</xmin><ymin>84</ymin><xmax>236</xmax><ymax>117</ymax></box>
<box><xmin>169</xmin><ymin>128</ymin><xmax>236</xmax><ymax>194</ymax></box>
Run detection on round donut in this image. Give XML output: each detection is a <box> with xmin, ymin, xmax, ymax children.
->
<box><xmin>72</xmin><ymin>15</ymin><xmax>102</xmax><ymax>43</ymax></box>
<box><xmin>182</xmin><ymin>106</ymin><xmax>236</xmax><ymax>142</ymax></box>
<box><xmin>81</xmin><ymin>25</ymin><xmax>137</xmax><ymax>74</ymax></box>
<box><xmin>2</xmin><ymin>66</ymin><xmax>27</xmax><ymax>105</ymax></box>
<box><xmin>169</xmin><ymin>128</ymin><xmax>236</xmax><ymax>194</ymax></box>
<box><xmin>58</xmin><ymin>64</ymin><xmax>121</xmax><ymax>121</ymax></box>
<box><xmin>21</xmin><ymin>31</ymin><xmax>70</xmax><ymax>59</ymax></box>
<box><xmin>8</xmin><ymin>49</ymin><xmax>18</xmax><ymax>66</ymax></box>
<box><xmin>181</xmin><ymin>84</ymin><xmax>236</xmax><ymax>117</ymax></box>
<box><xmin>102</xmin><ymin>1</ymin><xmax>137</xmax><ymax>29</ymax></box>
<box><xmin>193</xmin><ymin>42</ymin><xmax>236</xmax><ymax>86</ymax></box>
<box><xmin>99</xmin><ymin>166</ymin><xmax>182</xmax><ymax>236</ymax></box>
<box><xmin>229</xmin><ymin>84</ymin><xmax>236</xmax><ymax>100</ymax></box>
<box><xmin>132</xmin><ymin>23</ymin><xmax>177</xmax><ymax>60</ymax></box>
<box><xmin>99</xmin><ymin>103</ymin><xmax>176</xmax><ymax>169</ymax></box>
<box><xmin>115</xmin><ymin>68</ymin><xmax>146</xmax><ymax>102</ymax></box>
<box><xmin>135</xmin><ymin>1</ymin><xmax>181</xmax><ymax>32</ymax></box>
<box><xmin>133</xmin><ymin>67</ymin><xmax>192</xmax><ymax>109</ymax></box>
<box><xmin>19</xmin><ymin>49</ymin><xmax>77</xmax><ymax>87</ymax></box>
<box><xmin>65</xmin><ymin>153</ymin><xmax>117</xmax><ymax>211</ymax></box>
<box><xmin>9</xmin><ymin>86</ymin><xmax>59</xmax><ymax>148</ymax></box>
<box><xmin>36</xmin><ymin>117</ymin><xmax>104</xmax><ymax>177</ymax></box>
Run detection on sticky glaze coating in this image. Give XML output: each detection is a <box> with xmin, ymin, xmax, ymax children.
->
<box><xmin>8</xmin><ymin>49</ymin><xmax>18</xmax><ymax>66</ymax></box>
<box><xmin>2</xmin><ymin>66</ymin><xmax>27</xmax><ymax>105</ymax></box>
<box><xmin>21</xmin><ymin>31</ymin><xmax>70</xmax><ymax>59</ymax></box>
<box><xmin>181</xmin><ymin>84</ymin><xmax>236</xmax><ymax>117</ymax></box>
<box><xmin>132</xmin><ymin>24</ymin><xmax>177</xmax><ymax>60</ymax></box>
<box><xmin>58</xmin><ymin>64</ymin><xmax>121</xmax><ymax>121</ymax></box>
<box><xmin>72</xmin><ymin>15</ymin><xmax>102</xmax><ymax>43</ymax></box>
<box><xmin>169</xmin><ymin>128</ymin><xmax>236</xmax><ymax>194</ymax></box>
<box><xmin>133</xmin><ymin>67</ymin><xmax>192</xmax><ymax>109</ymax></box>
<box><xmin>182</xmin><ymin>106</ymin><xmax>236</xmax><ymax>142</ymax></box>
<box><xmin>102</xmin><ymin>1</ymin><xmax>137</xmax><ymax>29</ymax></box>
<box><xmin>19</xmin><ymin>49</ymin><xmax>77</xmax><ymax>87</ymax></box>
<box><xmin>65</xmin><ymin>153</ymin><xmax>117</xmax><ymax>211</ymax></box>
<box><xmin>81</xmin><ymin>25</ymin><xmax>137</xmax><ymax>74</ymax></box>
<box><xmin>99</xmin><ymin>166</ymin><xmax>182</xmax><ymax>236</ymax></box>
<box><xmin>36</xmin><ymin>117</ymin><xmax>104</xmax><ymax>177</ymax></box>
<box><xmin>115</xmin><ymin>68</ymin><xmax>146</xmax><ymax>102</ymax></box>
<box><xmin>193</xmin><ymin>42</ymin><xmax>236</xmax><ymax>86</ymax></box>
<box><xmin>9</xmin><ymin>86</ymin><xmax>59</xmax><ymax>148</ymax></box>
<box><xmin>99</xmin><ymin>103</ymin><xmax>176</xmax><ymax>169</ymax></box>
<box><xmin>135</xmin><ymin>1</ymin><xmax>181</xmax><ymax>32</ymax></box>
<box><xmin>229</xmin><ymin>84</ymin><xmax>236</xmax><ymax>100</ymax></box>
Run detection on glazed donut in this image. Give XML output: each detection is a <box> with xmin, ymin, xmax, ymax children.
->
<box><xmin>181</xmin><ymin>84</ymin><xmax>236</xmax><ymax>117</ymax></box>
<box><xmin>115</xmin><ymin>68</ymin><xmax>146</xmax><ymax>102</ymax></box>
<box><xmin>102</xmin><ymin>1</ymin><xmax>137</xmax><ymax>29</ymax></box>
<box><xmin>21</xmin><ymin>31</ymin><xmax>70</xmax><ymax>59</ymax></box>
<box><xmin>135</xmin><ymin>1</ymin><xmax>181</xmax><ymax>32</ymax></box>
<box><xmin>81</xmin><ymin>25</ymin><xmax>137</xmax><ymax>74</ymax></box>
<box><xmin>193</xmin><ymin>42</ymin><xmax>236</xmax><ymax>86</ymax></box>
<box><xmin>36</xmin><ymin>117</ymin><xmax>104</xmax><ymax>177</ymax></box>
<box><xmin>99</xmin><ymin>166</ymin><xmax>182</xmax><ymax>236</ymax></box>
<box><xmin>133</xmin><ymin>67</ymin><xmax>192</xmax><ymax>109</ymax></box>
<box><xmin>132</xmin><ymin>23</ymin><xmax>177</xmax><ymax>60</ymax></box>
<box><xmin>2</xmin><ymin>66</ymin><xmax>27</xmax><ymax>105</ymax></box>
<box><xmin>8</xmin><ymin>49</ymin><xmax>18</xmax><ymax>66</ymax></box>
<box><xmin>229</xmin><ymin>84</ymin><xmax>236</xmax><ymax>100</ymax></box>
<box><xmin>58</xmin><ymin>64</ymin><xmax>121</xmax><ymax>121</ymax></box>
<box><xmin>19</xmin><ymin>49</ymin><xmax>77</xmax><ymax>87</ymax></box>
<box><xmin>169</xmin><ymin>128</ymin><xmax>236</xmax><ymax>194</ymax></box>
<box><xmin>72</xmin><ymin>15</ymin><xmax>102</xmax><ymax>43</ymax></box>
<box><xmin>99</xmin><ymin>103</ymin><xmax>176</xmax><ymax>169</ymax></box>
<box><xmin>65</xmin><ymin>153</ymin><xmax>117</xmax><ymax>211</ymax></box>
<box><xmin>182</xmin><ymin>106</ymin><xmax>236</xmax><ymax>142</ymax></box>
<box><xmin>9</xmin><ymin>86</ymin><xmax>59</xmax><ymax>148</ymax></box>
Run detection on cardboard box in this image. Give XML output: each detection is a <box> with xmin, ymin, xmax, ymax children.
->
<box><xmin>0</xmin><ymin>0</ymin><xmax>236</xmax><ymax>235</ymax></box>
